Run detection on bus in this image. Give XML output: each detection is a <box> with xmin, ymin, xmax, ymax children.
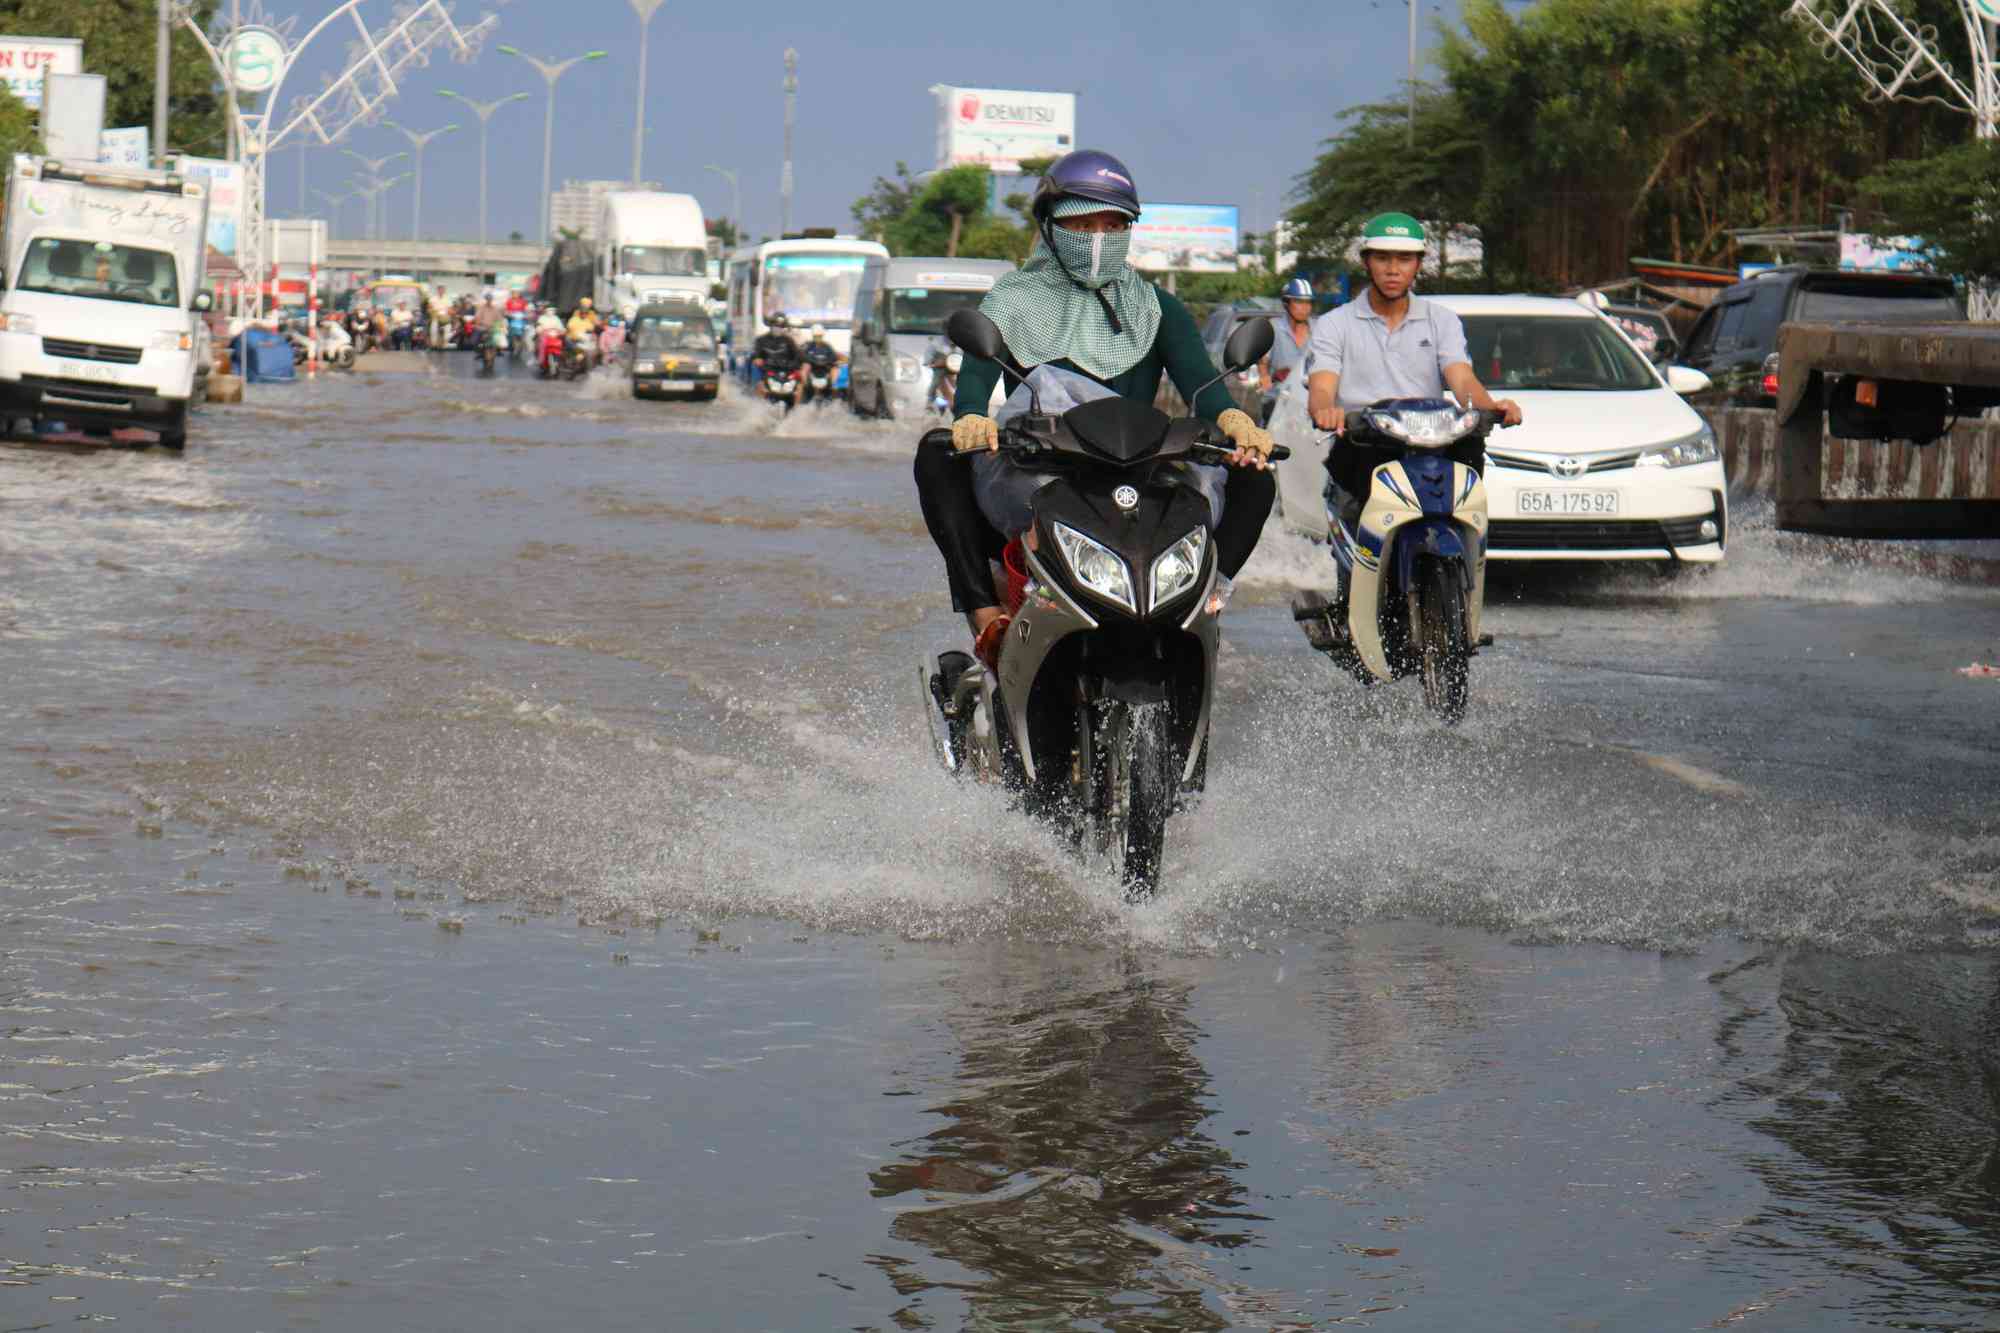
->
<box><xmin>725</xmin><ymin>234</ymin><xmax>888</xmax><ymax>365</ymax></box>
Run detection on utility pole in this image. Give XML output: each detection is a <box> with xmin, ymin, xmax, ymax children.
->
<box><xmin>628</xmin><ymin>0</ymin><xmax>665</xmax><ymax>186</ymax></box>
<box><xmin>497</xmin><ymin>46</ymin><xmax>608</xmax><ymax>242</ymax></box>
<box><xmin>781</xmin><ymin>48</ymin><xmax>796</xmax><ymax>236</ymax></box>
<box><xmin>385</xmin><ymin>122</ymin><xmax>459</xmax><ymax>241</ymax></box>
<box><xmin>1407</xmin><ymin>0</ymin><xmax>1418</xmax><ymax>147</ymax></box>
<box><xmin>153</xmin><ymin>0</ymin><xmax>170</xmax><ymax>165</ymax></box>
<box><xmin>440</xmin><ymin>90</ymin><xmax>529</xmax><ymax>282</ymax></box>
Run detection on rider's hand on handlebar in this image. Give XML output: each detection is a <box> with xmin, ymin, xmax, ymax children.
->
<box><xmin>951</xmin><ymin>415</ymin><xmax>999</xmax><ymax>454</ymax></box>
<box><xmin>1310</xmin><ymin>403</ymin><xmax>1346</xmax><ymax>435</ymax></box>
<box><xmin>1214</xmin><ymin>408</ymin><xmax>1272</xmax><ymax>470</ymax></box>
<box><xmin>1492</xmin><ymin>398</ymin><xmax>1523</xmax><ymax>427</ymax></box>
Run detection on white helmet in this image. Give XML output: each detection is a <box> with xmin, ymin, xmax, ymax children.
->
<box><xmin>621</xmin><ymin>303</ymin><xmax>638</xmax><ymax>321</ymax></box>
<box><xmin>810</xmin><ymin>323</ymin><xmax>826</xmax><ymax>339</ymax></box>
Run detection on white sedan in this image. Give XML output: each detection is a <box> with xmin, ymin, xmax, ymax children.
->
<box><xmin>1273</xmin><ymin>294</ymin><xmax>1727</xmax><ymax>564</ymax></box>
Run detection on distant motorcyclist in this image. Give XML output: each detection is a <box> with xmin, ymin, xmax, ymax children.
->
<box><xmin>800</xmin><ymin>323</ymin><xmax>841</xmax><ymax>403</ymax></box>
<box><xmin>751</xmin><ymin>314</ymin><xmax>800</xmax><ymax>377</ymax></box>
<box><xmin>388</xmin><ymin>299</ymin><xmax>415</xmax><ymax>351</ymax></box>
<box><xmin>1257</xmin><ymin>276</ymin><xmax>1315</xmax><ymax>424</ymax></box>
<box><xmin>566</xmin><ymin>296</ymin><xmax>602</xmax><ymax>343</ymax></box>
<box><xmin>535</xmin><ymin>305</ymin><xmax>566</xmax><ymax>376</ymax></box>
<box><xmin>426</xmin><ymin>286</ymin><xmax>452</xmax><ymax>350</ymax></box>
<box><xmin>917</xmin><ymin>148</ymin><xmax>1275</xmax><ymax>671</ymax></box>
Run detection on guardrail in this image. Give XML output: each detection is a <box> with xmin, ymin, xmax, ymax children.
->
<box><xmin>1703</xmin><ymin>406</ymin><xmax>2000</xmax><ymax>507</ymax></box>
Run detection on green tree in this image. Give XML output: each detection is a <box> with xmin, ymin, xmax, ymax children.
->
<box><xmin>0</xmin><ymin>85</ymin><xmax>42</xmax><ymax>158</ymax></box>
<box><xmin>0</xmin><ymin>0</ymin><xmax>225</xmax><ymax>157</ymax></box>
<box><xmin>705</xmin><ymin>215</ymin><xmax>739</xmax><ymax>249</ymax></box>
<box><xmin>851</xmin><ymin>161</ymin><xmax>921</xmax><ymax>243</ymax></box>
<box><xmin>1860</xmin><ymin>137</ymin><xmax>2000</xmax><ymax>287</ymax></box>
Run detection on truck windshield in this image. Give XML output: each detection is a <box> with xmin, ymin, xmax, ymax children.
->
<box><xmin>1463</xmin><ymin>315</ymin><xmax>1657</xmax><ymax>391</ymax></box>
<box><xmin>620</xmin><ymin>246</ymin><xmax>705</xmax><ymax>277</ymax></box>
<box><xmin>886</xmin><ymin>287</ymin><xmax>987</xmax><ymax>335</ymax></box>
<box><xmin>18</xmin><ymin>237</ymin><xmax>180</xmax><ymax>308</ymax></box>
<box><xmin>763</xmin><ymin>253</ymin><xmax>866</xmax><ymax>329</ymax></box>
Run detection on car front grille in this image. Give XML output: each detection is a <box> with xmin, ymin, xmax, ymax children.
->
<box><xmin>1489</xmin><ymin>512</ymin><xmax>1721</xmax><ymax>551</ymax></box>
<box><xmin>43</xmin><ymin>337</ymin><xmax>143</xmax><ymax>365</ymax></box>
<box><xmin>1488</xmin><ymin>449</ymin><xmax>1642</xmax><ymax>476</ymax></box>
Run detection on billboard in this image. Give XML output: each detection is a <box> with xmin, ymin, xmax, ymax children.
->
<box><xmin>0</xmin><ymin>36</ymin><xmax>80</xmax><ymax>112</ymax></box>
<box><xmin>934</xmin><ymin>85</ymin><xmax>1075</xmax><ymax>173</ymax></box>
<box><xmin>173</xmin><ymin>156</ymin><xmax>245</xmax><ymax>264</ymax></box>
<box><xmin>1840</xmin><ymin>233</ymin><xmax>1933</xmax><ymax>273</ymax></box>
<box><xmin>1130</xmin><ymin>203</ymin><xmax>1239</xmax><ymax>274</ymax></box>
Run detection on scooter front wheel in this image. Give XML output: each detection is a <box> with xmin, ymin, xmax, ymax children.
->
<box><xmin>1417</xmin><ymin>560</ymin><xmax>1470</xmax><ymax>725</ymax></box>
<box><xmin>1096</xmin><ymin>701</ymin><xmax>1174</xmax><ymax>899</ymax></box>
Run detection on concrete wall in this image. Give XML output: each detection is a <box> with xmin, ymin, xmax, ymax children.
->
<box><xmin>1701</xmin><ymin>406</ymin><xmax>2000</xmax><ymax>504</ymax></box>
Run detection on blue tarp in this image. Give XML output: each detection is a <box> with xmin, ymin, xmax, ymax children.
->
<box><xmin>231</xmin><ymin>328</ymin><xmax>296</xmax><ymax>383</ymax></box>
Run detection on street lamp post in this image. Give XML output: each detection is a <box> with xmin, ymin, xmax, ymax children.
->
<box><xmin>384</xmin><ymin>122</ymin><xmax>460</xmax><ymax>241</ymax></box>
<box><xmin>439</xmin><ymin>89</ymin><xmax>530</xmax><ymax>282</ymax></box>
<box><xmin>496</xmin><ymin>45</ymin><xmax>608</xmax><ymax>242</ymax></box>
<box><xmin>312</xmin><ymin>187</ymin><xmax>352</xmax><ymax>239</ymax></box>
<box><xmin>703</xmin><ymin>163</ymin><xmax>740</xmax><ymax>249</ymax></box>
<box><xmin>781</xmin><ymin>49</ymin><xmax>797</xmax><ymax>236</ymax></box>
<box><xmin>627</xmin><ymin>0</ymin><xmax>666</xmax><ymax>185</ymax></box>
<box><xmin>342</xmin><ymin>150</ymin><xmax>408</xmax><ymax>240</ymax></box>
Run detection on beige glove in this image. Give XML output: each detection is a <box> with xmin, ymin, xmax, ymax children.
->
<box><xmin>951</xmin><ymin>414</ymin><xmax>999</xmax><ymax>453</ymax></box>
<box><xmin>1216</xmin><ymin>407</ymin><xmax>1273</xmax><ymax>461</ymax></box>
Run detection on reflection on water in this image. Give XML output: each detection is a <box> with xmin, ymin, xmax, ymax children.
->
<box><xmin>870</xmin><ymin>955</ymin><xmax>1258</xmax><ymax>1328</ymax></box>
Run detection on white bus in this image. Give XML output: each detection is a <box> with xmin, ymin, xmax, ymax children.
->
<box><xmin>725</xmin><ymin>234</ymin><xmax>888</xmax><ymax>363</ymax></box>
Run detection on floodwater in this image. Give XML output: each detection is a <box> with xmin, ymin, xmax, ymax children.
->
<box><xmin>4</xmin><ymin>355</ymin><xmax>1998</xmax><ymax>1330</ymax></box>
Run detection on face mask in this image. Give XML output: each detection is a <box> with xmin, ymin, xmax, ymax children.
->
<box><xmin>1050</xmin><ymin>224</ymin><xmax>1130</xmax><ymax>290</ymax></box>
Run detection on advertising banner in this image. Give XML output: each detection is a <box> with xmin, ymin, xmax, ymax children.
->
<box><xmin>98</xmin><ymin>126</ymin><xmax>149</xmax><ymax>167</ymax></box>
<box><xmin>1839</xmin><ymin>233</ymin><xmax>1932</xmax><ymax>273</ymax></box>
<box><xmin>1130</xmin><ymin>203</ymin><xmax>1239</xmax><ymax>273</ymax></box>
<box><xmin>0</xmin><ymin>36</ymin><xmax>80</xmax><ymax>112</ymax></box>
<box><xmin>933</xmin><ymin>86</ymin><xmax>1075</xmax><ymax>173</ymax></box>
<box><xmin>173</xmin><ymin>156</ymin><xmax>245</xmax><ymax>264</ymax></box>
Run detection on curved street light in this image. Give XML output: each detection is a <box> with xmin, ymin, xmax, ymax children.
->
<box><xmin>384</xmin><ymin>122</ymin><xmax>461</xmax><ymax>242</ymax></box>
<box><xmin>341</xmin><ymin>149</ymin><xmax>409</xmax><ymax>241</ymax></box>
<box><xmin>703</xmin><ymin>164</ymin><xmax>740</xmax><ymax>251</ymax></box>
<box><xmin>439</xmin><ymin>89</ymin><xmax>532</xmax><ymax>278</ymax></box>
<box><xmin>497</xmin><ymin>45</ymin><xmax>609</xmax><ymax>243</ymax></box>
<box><xmin>628</xmin><ymin>0</ymin><xmax>667</xmax><ymax>185</ymax></box>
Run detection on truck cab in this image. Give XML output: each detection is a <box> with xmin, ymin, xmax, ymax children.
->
<box><xmin>595</xmin><ymin>192</ymin><xmax>708</xmax><ymax>316</ymax></box>
<box><xmin>0</xmin><ymin>156</ymin><xmax>212</xmax><ymax>448</ymax></box>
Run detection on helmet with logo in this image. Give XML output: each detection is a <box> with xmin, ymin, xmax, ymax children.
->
<box><xmin>1281</xmin><ymin>277</ymin><xmax>1315</xmax><ymax>301</ymax></box>
<box><xmin>1030</xmin><ymin>149</ymin><xmax>1142</xmax><ymax>223</ymax></box>
<box><xmin>1358</xmin><ymin>212</ymin><xmax>1428</xmax><ymax>255</ymax></box>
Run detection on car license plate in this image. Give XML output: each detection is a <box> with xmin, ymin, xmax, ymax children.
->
<box><xmin>662</xmin><ymin>379</ymin><xmax>694</xmax><ymax>390</ymax></box>
<box><xmin>54</xmin><ymin>359</ymin><xmax>117</xmax><ymax>382</ymax></box>
<box><xmin>1518</xmin><ymin>489</ymin><xmax>1618</xmax><ymax>516</ymax></box>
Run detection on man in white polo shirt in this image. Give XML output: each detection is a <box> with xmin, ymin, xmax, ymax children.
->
<box><xmin>1307</xmin><ymin>212</ymin><xmax>1520</xmax><ymax>443</ymax></box>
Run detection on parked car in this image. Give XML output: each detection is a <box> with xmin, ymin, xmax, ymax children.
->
<box><xmin>1678</xmin><ymin>266</ymin><xmax>1962</xmax><ymax>406</ymax></box>
<box><xmin>1198</xmin><ymin>298</ymin><xmax>1282</xmax><ymax>378</ymax></box>
<box><xmin>1600</xmin><ymin>302</ymin><xmax>1678</xmax><ymax>366</ymax></box>
<box><xmin>1273</xmin><ymin>294</ymin><xmax>1728</xmax><ymax>565</ymax></box>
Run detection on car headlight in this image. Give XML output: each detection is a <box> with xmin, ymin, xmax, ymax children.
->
<box><xmin>150</xmin><ymin>330</ymin><xmax>193</xmax><ymax>351</ymax></box>
<box><xmin>695</xmin><ymin>360</ymin><xmax>718</xmax><ymax>374</ymax></box>
<box><xmin>1149</xmin><ymin>528</ymin><xmax>1206</xmax><ymax>613</ymax></box>
<box><xmin>1637</xmin><ymin>424</ymin><xmax>1717</xmax><ymax>468</ymax></box>
<box><xmin>0</xmin><ymin>313</ymin><xmax>35</xmax><ymax>333</ymax></box>
<box><xmin>1051</xmin><ymin>521</ymin><xmax>1135</xmax><ymax>613</ymax></box>
<box><xmin>635</xmin><ymin>360</ymin><xmax>658</xmax><ymax>373</ymax></box>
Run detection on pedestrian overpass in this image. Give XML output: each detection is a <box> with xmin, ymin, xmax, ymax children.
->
<box><xmin>323</xmin><ymin>238</ymin><xmax>547</xmax><ymax>283</ymax></box>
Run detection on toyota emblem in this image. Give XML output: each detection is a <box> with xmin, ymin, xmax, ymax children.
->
<box><xmin>1553</xmin><ymin>456</ymin><xmax>1585</xmax><ymax>478</ymax></box>
<box><xmin>1112</xmin><ymin>486</ymin><xmax>1140</xmax><ymax>511</ymax></box>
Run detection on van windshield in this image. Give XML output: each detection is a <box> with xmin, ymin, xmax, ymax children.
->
<box><xmin>763</xmin><ymin>253</ymin><xmax>867</xmax><ymax>329</ymax></box>
<box><xmin>633</xmin><ymin>315</ymin><xmax>714</xmax><ymax>352</ymax></box>
<box><xmin>620</xmin><ymin>246</ymin><xmax>705</xmax><ymax>277</ymax></box>
<box><xmin>886</xmin><ymin>287</ymin><xmax>987</xmax><ymax>335</ymax></box>
<box><xmin>18</xmin><ymin>237</ymin><xmax>180</xmax><ymax>308</ymax></box>
<box><xmin>1462</xmin><ymin>315</ymin><xmax>1657</xmax><ymax>391</ymax></box>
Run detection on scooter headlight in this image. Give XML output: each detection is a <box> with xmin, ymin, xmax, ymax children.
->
<box><xmin>893</xmin><ymin>354</ymin><xmax>923</xmax><ymax>382</ymax></box>
<box><xmin>1052</xmin><ymin>522</ymin><xmax>1135</xmax><ymax>613</ymax></box>
<box><xmin>1377</xmin><ymin>406</ymin><xmax>1482</xmax><ymax>446</ymax></box>
<box><xmin>1149</xmin><ymin>528</ymin><xmax>1207</xmax><ymax>614</ymax></box>
<box><xmin>1636</xmin><ymin>424</ymin><xmax>1718</xmax><ymax>468</ymax></box>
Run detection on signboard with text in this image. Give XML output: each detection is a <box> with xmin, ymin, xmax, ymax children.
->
<box><xmin>98</xmin><ymin>126</ymin><xmax>149</xmax><ymax>168</ymax></box>
<box><xmin>1130</xmin><ymin>203</ymin><xmax>1239</xmax><ymax>274</ymax></box>
<box><xmin>934</xmin><ymin>85</ymin><xmax>1075</xmax><ymax>173</ymax></box>
<box><xmin>171</xmin><ymin>156</ymin><xmax>245</xmax><ymax>263</ymax></box>
<box><xmin>0</xmin><ymin>36</ymin><xmax>81</xmax><ymax>112</ymax></box>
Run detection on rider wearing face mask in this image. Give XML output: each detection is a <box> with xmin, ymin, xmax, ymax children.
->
<box><xmin>914</xmin><ymin>149</ymin><xmax>1275</xmax><ymax>669</ymax></box>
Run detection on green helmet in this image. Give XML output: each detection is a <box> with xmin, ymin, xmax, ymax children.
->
<box><xmin>1359</xmin><ymin>212</ymin><xmax>1428</xmax><ymax>254</ymax></box>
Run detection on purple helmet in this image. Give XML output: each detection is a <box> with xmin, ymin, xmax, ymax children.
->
<box><xmin>1030</xmin><ymin>150</ymin><xmax>1141</xmax><ymax>223</ymax></box>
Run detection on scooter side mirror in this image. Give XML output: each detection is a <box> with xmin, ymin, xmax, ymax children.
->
<box><xmin>946</xmin><ymin>308</ymin><xmax>1008</xmax><ymax>365</ymax></box>
<box><xmin>1222</xmin><ymin>315</ymin><xmax>1274</xmax><ymax>373</ymax></box>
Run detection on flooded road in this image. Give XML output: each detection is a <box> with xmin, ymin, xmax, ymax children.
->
<box><xmin>4</xmin><ymin>355</ymin><xmax>1998</xmax><ymax>1329</ymax></box>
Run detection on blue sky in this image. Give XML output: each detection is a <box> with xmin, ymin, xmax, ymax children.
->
<box><xmin>259</xmin><ymin>0</ymin><xmax>1472</xmax><ymax>242</ymax></box>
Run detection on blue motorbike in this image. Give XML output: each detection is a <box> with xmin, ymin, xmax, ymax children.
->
<box><xmin>1291</xmin><ymin>399</ymin><xmax>1499</xmax><ymax>725</ymax></box>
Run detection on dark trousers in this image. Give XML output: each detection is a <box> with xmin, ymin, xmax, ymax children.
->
<box><xmin>913</xmin><ymin>441</ymin><xmax>1277</xmax><ymax>614</ymax></box>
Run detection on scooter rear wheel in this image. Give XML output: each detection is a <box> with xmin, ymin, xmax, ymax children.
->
<box><xmin>1418</xmin><ymin>561</ymin><xmax>1470</xmax><ymax>725</ymax></box>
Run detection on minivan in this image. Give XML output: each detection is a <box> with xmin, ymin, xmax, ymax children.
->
<box><xmin>847</xmin><ymin>257</ymin><xmax>1014</xmax><ymax>420</ymax></box>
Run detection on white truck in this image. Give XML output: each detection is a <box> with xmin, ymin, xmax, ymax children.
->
<box><xmin>594</xmin><ymin>191</ymin><xmax>709</xmax><ymax>315</ymax></box>
<box><xmin>0</xmin><ymin>155</ymin><xmax>212</xmax><ymax>448</ymax></box>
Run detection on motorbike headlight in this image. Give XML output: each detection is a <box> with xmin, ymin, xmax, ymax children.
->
<box><xmin>1149</xmin><ymin>528</ymin><xmax>1207</xmax><ymax>613</ymax></box>
<box><xmin>150</xmin><ymin>330</ymin><xmax>193</xmax><ymax>351</ymax></box>
<box><xmin>1051</xmin><ymin>521</ymin><xmax>1135</xmax><ymax>613</ymax></box>
<box><xmin>1378</xmin><ymin>406</ymin><xmax>1482</xmax><ymax>445</ymax></box>
<box><xmin>894</xmin><ymin>354</ymin><xmax>922</xmax><ymax>382</ymax></box>
<box><xmin>1637</xmin><ymin>424</ymin><xmax>1718</xmax><ymax>468</ymax></box>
